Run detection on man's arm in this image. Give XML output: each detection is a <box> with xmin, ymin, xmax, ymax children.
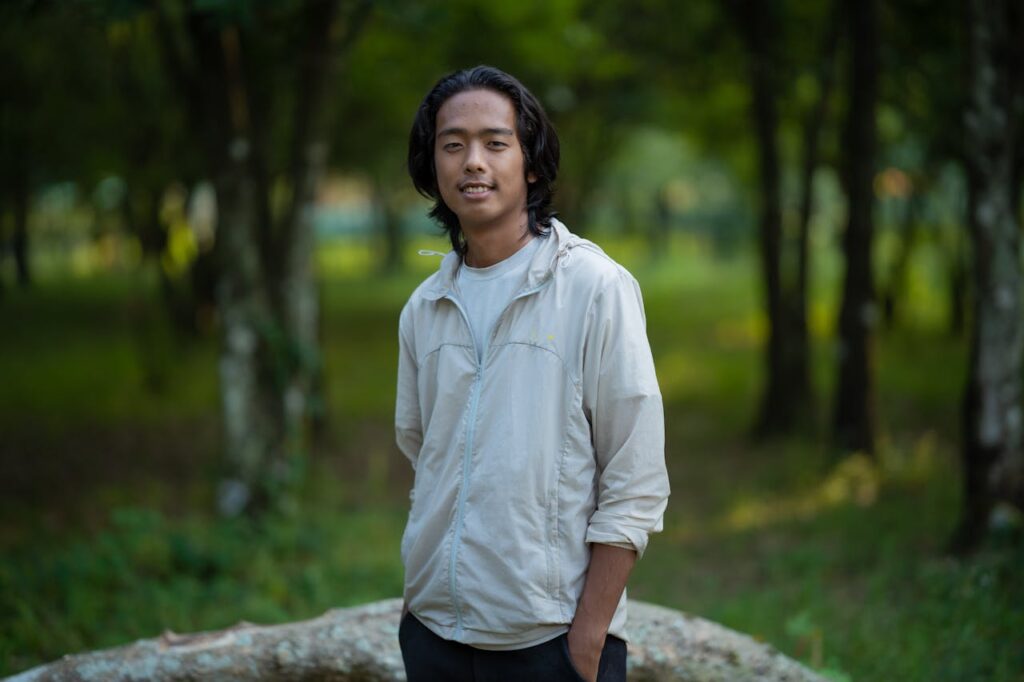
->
<box><xmin>571</xmin><ymin>271</ymin><xmax>670</xmax><ymax>679</ymax></box>
<box><xmin>580</xmin><ymin>272</ymin><xmax>669</xmax><ymax>557</ymax></box>
<box><xmin>395</xmin><ymin>305</ymin><xmax>423</xmax><ymax>467</ymax></box>
<box><xmin>567</xmin><ymin>543</ymin><xmax>637</xmax><ymax>682</ymax></box>
<box><xmin>396</xmin><ymin>305</ymin><xmax>421</xmax><ymax>625</ymax></box>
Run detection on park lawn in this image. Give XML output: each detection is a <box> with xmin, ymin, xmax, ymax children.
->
<box><xmin>1</xmin><ymin>237</ymin><xmax>1021</xmax><ymax>680</ymax></box>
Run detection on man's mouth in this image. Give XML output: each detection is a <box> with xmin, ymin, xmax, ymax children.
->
<box><xmin>459</xmin><ymin>182</ymin><xmax>494</xmax><ymax>195</ymax></box>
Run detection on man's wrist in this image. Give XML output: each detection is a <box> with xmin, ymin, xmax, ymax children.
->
<box><xmin>571</xmin><ymin>543</ymin><xmax>636</xmax><ymax>642</ymax></box>
<box><xmin>567</xmin><ymin>617</ymin><xmax>606</xmax><ymax>682</ymax></box>
<box><xmin>570</xmin><ymin>607</ymin><xmax>609</xmax><ymax>644</ymax></box>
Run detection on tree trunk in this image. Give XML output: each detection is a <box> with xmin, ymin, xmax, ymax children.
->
<box><xmin>0</xmin><ymin>201</ymin><xmax>7</xmax><ymax>296</ymax></box>
<box><xmin>650</xmin><ymin>185</ymin><xmax>672</xmax><ymax>264</ymax></box>
<box><xmin>214</xmin><ymin>25</ymin><xmax>280</xmax><ymax>514</ymax></box>
<box><xmin>793</xmin><ymin>3</ymin><xmax>841</xmax><ymax>413</ymax></box>
<box><xmin>733</xmin><ymin>0</ymin><xmax>802</xmax><ymax>436</ymax></box>
<box><xmin>273</xmin><ymin>0</ymin><xmax>369</xmax><ymax>491</ymax></box>
<box><xmin>946</xmin><ymin>224</ymin><xmax>970</xmax><ymax>337</ymax></box>
<box><xmin>213</xmin><ymin>148</ymin><xmax>279</xmax><ymax>516</ymax></box>
<box><xmin>951</xmin><ymin>0</ymin><xmax>1024</xmax><ymax>553</ymax></box>
<box><xmin>375</xmin><ymin>174</ymin><xmax>404</xmax><ymax>273</ymax></box>
<box><xmin>185</xmin><ymin>16</ymin><xmax>281</xmax><ymax>516</ymax></box>
<box><xmin>156</xmin><ymin>1</ymin><xmax>369</xmax><ymax>516</ymax></box>
<box><xmin>832</xmin><ymin>0</ymin><xmax>879</xmax><ymax>456</ymax></box>
<box><xmin>881</xmin><ymin>190</ymin><xmax>921</xmax><ymax>329</ymax></box>
<box><xmin>123</xmin><ymin>186</ymin><xmax>195</xmax><ymax>336</ymax></box>
<box><xmin>12</xmin><ymin>175</ymin><xmax>30</xmax><ymax>288</ymax></box>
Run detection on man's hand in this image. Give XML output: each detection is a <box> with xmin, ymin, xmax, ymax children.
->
<box><xmin>567</xmin><ymin>620</ymin><xmax>605</xmax><ymax>682</ymax></box>
<box><xmin>568</xmin><ymin>543</ymin><xmax>637</xmax><ymax>682</ymax></box>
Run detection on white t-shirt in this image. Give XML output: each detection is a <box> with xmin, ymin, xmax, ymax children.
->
<box><xmin>456</xmin><ymin>237</ymin><xmax>541</xmax><ymax>363</ymax></box>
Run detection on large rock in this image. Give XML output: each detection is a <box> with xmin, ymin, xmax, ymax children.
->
<box><xmin>8</xmin><ymin>599</ymin><xmax>825</xmax><ymax>681</ymax></box>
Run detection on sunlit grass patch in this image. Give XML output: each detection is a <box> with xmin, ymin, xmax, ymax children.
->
<box><xmin>721</xmin><ymin>454</ymin><xmax>881</xmax><ymax>533</ymax></box>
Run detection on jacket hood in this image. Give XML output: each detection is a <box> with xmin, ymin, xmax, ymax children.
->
<box><xmin>421</xmin><ymin>218</ymin><xmax>581</xmax><ymax>301</ymax></box>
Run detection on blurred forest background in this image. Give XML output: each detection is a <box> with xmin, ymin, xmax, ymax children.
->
<box><xmin>1</xmin><ymin>0</ymin><xmax>1022</xmax><ymax>680</ymax></box>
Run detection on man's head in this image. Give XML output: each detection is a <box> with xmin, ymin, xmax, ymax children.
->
<box><xmin>408</xmin><ymin>65</ymin><xmax>560</xmax><ymax>254</ymax></box>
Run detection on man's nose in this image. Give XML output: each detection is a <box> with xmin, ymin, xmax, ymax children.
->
<box><xmin>464</xmin><ymin>141</ymin><xmax>486</xmax><ymax>173</ymax></box>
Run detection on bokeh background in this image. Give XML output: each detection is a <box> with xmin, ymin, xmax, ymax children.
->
<box><xmin>1</xmin><ymin>1</ymin><xmax>1022</xmax><ymax>680</ymax></box>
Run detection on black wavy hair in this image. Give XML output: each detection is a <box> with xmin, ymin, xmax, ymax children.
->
<box><xmin>407</xmin><ymin>65</ymin><xmax>560</xmax><ymax>255</ymax></box>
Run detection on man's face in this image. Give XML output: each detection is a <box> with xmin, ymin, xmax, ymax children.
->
<box><xmin>434</xmin><ymin>88</ymin><xmax>535</xmax><ymax>236</ymax></box>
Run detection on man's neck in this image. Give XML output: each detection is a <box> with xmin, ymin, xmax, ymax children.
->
<box><xmin>462</xmin><ymin>214</ymin><xmax>533</xmax><ymax>268</ymax></box>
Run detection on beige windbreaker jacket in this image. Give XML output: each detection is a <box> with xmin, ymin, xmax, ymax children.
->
<box><xmin>395</xmin><ymin>219</ymin><xmax>669</xmax><ymax>649</ymax></box>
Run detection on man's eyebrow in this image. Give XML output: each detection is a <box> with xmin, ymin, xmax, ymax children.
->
<box><xmin>437</xmin><ymin>127</ymin><xmax>515</xmax><ymax>137</ymax></box>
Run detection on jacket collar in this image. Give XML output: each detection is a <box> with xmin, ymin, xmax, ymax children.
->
<box><xmin>422</xmin><ymin>218</ymin><xmax>578</xmax><ymax>301</ymax></box>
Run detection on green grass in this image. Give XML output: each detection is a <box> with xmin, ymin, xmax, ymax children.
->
<box><xmin>0</xmin><ymin>237</ymin><xmax>1019</xmax><ymax>681</ymax></box>
<box><xmin>0</xmin><ymin>269</ymin><xmax>219</xmax><ymax>426</ymax></box>
<box><xmin>0</xmin><ymin>504</ymin><xmax>407</xmax><ymax>676</ymax></box>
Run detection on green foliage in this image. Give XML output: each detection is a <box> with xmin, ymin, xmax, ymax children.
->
<box><xmin>0</xmin><ymin>503</ymin><xmax>406</xmax><ymax>677</ymax></box>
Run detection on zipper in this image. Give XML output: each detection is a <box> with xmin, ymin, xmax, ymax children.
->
<box><xmin>440</xmin><ymin>275</ymin><xmax>552</xmax><ymax>639</ymax></box>
<box><xmin>441</xmin><ymin>292</ymin><xmax>479</xmax><ymax>639</ymax></box>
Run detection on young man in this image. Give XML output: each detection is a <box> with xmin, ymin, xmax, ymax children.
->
<box><xmin>396</xmin><ymin>65</ymin><xmax>669</xmax><ymax>682</ymax></box>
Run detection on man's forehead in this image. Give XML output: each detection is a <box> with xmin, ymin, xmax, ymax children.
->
<box><xmin>436</xmin><ymin>125</ymin><xmax>515</xmax><ymax>138</ymax></box>
<box><xmin>436</xmin><ymin>89</ymin><xmax>516</xmax><ymax>132</ymax></box>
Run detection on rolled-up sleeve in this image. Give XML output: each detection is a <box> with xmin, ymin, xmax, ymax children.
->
<box><xmin>581</xmin><ymin>271</ymin><xmax>670</xmax><ymax>558</ymax></box>
<box><xmin>395</xmin><ymin>305</ymin><xmax>422</xmax><ymax>469</ymax></box>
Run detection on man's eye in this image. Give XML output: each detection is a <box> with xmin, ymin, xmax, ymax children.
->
<box><xmin>488</xmin><ymin>141</ymin><xmax>508</xmax><ymax>149</ymax></box>
<box><xmin>443</xmin><ymin>142</ymin><xmax>462</xmax><ymax>151</ymax></box>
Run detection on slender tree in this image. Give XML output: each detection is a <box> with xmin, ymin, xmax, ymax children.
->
<box><xmin>733</xmin><ymin>0</ymin><xmax>839</xmax><ymax>436</ymax></box>
<box><xmin>10</xmin><ymin>174</ymin><xmax>30</xmax><ymax>288</ymax></box>
<box><xmin>150</xmin><ymin>0</ymin><xmax>370</xmax><ymax>516</ymax></box>
<box><xmin>833</xmin><ymin>0</ymin><xmax>879</xmax><ymax>455</ymax></box>
<box><xmin>732</xmin><ymin>0</ymin><xmax>795</xmax><ymax>435</ymax></box>
<box><xmin>952</xmin><ymin>0</ymin><xmax>1023</xmax><ymax>552</ymax></box>
<box><xmin>791</xmin><ymin>3</ymin><xmax>841</xmax><ymax>403</ymax></box>
<box><xmin>880</xmin><ymin>184</ymin><xmax>923</xmax><ymax>329</ymax></box>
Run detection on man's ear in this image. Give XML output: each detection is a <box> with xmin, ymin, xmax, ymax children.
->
<box><xmin>527</xmin><ymin>171</ymin><xmax>538</xmax><ymax>184</ymax></box>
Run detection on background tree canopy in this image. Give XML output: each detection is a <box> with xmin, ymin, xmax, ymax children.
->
<box><xmin>1</xmin><ymin>0</ymin><xmax>1021</xmax><ymax>680</ymax></box>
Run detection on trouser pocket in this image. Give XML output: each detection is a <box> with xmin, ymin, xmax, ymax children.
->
<box><xmin>558</xmin><ymin>634</ymin><xmax>588</xmax><ymax>682</ymax></box>
<box><xmin>557</xmin><ymin>633</ymin><xmax>628</xmax><ymax>682</ymax></box>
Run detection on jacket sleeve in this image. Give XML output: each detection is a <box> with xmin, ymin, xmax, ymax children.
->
<box><xmin>581</xmin><ymin>270</ymin><xmax>669</xmax><ymax>558</ymax></box>
<box><xmin>395</xmin><ymin>304</ymin><xmax>422</xmax><ymax>469</ymax></box>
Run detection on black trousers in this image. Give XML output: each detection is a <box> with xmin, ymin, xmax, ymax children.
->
<box><xmin>398</xmin><ymin>611</ymin><xmax>627</xmax><ymax>682</ymax></box>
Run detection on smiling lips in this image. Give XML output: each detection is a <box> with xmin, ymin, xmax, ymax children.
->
<box><xmin>459</xmin><ymin>181</ymin><xmax>494</xmax><ymax>196</ymax></box>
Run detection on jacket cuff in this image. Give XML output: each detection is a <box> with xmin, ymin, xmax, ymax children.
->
<box><xmin>590</xmin><ymin>540</ymin><xmax>636</xmax><ymax>553</ymax></box>
<box><xmin>585</xmin><ymin>515</ymin><xmax>653</xmax><ymax>559</ymax></box>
